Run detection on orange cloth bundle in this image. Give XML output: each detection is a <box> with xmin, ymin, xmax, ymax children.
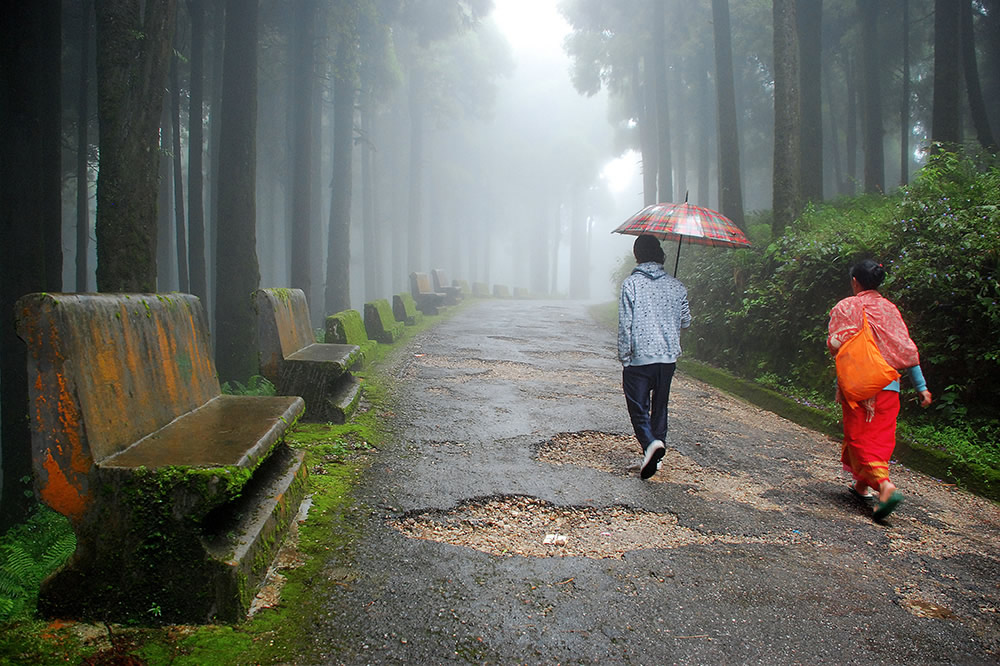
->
<box><xmin>835</xmin><ymin>312</ymin><xmax>900</xmax><ymax>408</ymax></box>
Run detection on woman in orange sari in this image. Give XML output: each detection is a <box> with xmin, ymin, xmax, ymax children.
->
<box><xmin>828</xmin><ymin>260</ymin><xmax>932</xmax><ymax>520</ymax></box>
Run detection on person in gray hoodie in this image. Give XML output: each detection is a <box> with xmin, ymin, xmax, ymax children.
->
<box><xmin>618</xmin><ymin>234</ymin><xmax>692</xmax><ymax>479</ymax></box>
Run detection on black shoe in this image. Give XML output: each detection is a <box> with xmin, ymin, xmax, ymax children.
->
<box><xmin>640</xmin><ymin>440</ymin><xmax>665</xmax><ymax>479</ymax></box>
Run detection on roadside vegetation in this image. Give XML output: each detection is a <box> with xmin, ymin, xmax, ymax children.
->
<box><xmin>604</xmin><ymin>150</ymin><xmax>1000</xmax><ymax>499</ymax></box>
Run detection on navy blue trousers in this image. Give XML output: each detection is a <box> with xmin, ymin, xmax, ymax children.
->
<box><xmin>622</xmin><ymin>362</ymin><xmax>676</xmax><ymax>450</ymax></box>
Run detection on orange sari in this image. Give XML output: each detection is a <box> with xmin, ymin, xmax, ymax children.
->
<box><xmin>828</xmin><ymin>290</ymin><xmax>919</xmax><ymax>488</ymax></box>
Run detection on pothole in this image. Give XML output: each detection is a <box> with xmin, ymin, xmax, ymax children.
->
<box><xmin>537</xmin><ymin>431</ymin><xmax>782</xmax><ymax>511</ymax></box>
<box><xmin>388</xmin><ymin>495</ymin><xmax>786</xmax><ymax>559</ymax></box>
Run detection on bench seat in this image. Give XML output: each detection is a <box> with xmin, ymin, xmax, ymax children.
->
<box><xmin>256</xmin><ymin>288</ymin><xmax>361</xmax><ymax>424</ymax></box>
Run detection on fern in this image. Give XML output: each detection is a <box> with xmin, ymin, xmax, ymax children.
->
<box><xmin>0</xmin><ymin>506</ymin><xmax>76</xmax><ymax>622</ymax></box>
<box><xmin>222</xmin><ymin>374</ymin><xmax>276</xmax><ymax>396</ymax></box>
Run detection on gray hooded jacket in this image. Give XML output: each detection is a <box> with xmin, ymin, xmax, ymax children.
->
<box><xmin>618</xmin><ymin>262</ymin><xmax>691</xmax><ymax>366</ymax></box>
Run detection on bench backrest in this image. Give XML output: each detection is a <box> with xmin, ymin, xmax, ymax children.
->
<box><xmin>393</xmin><ymin>292</ymin><xmax>420</xmax><ymax>322</ymax></box>
<box><xmin>410</xmin><ymin>272</ymin><xmax>435</xmax><ymax>296</ymax></box>
<box><xmin>431</xmin><ymin>269</ymin><xmax>449</xmax><ymax>292</ymax></box>
<box><xmin>15</xmin><ymin>292</ymin><xmax>219</xmax><ymax>519</ymax></box>
<box><xmin>324</xmin><ymin>309</ymin><xmax>370</xmax><ymax>346</ymax></box>
<box><xmin>255</xmin><ymin>288</ymin><xmax>316</xmax><ymax>378</ymax></box>
<box><xmin>364</xmin><ymin>299</ymin><xmax>401</xmax><ymax>343</ymax></box>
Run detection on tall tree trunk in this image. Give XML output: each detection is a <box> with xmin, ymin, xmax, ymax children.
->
<box><xmin>157</xmin><ymin>98</ymin><xmax>176</xmax><ymax>290</ymax></box>
<box><xmin>961</xmin><ymin>0</ymin><xmax>997</xmax><ymax>150</ymax></box>
<box><xmin>859</xmin><ymin>0</ymin><xmax>884</xmax><ymax>193</ymax></box>
<box><xmin>0</xmin><ymin>0</ymin><xmax>61</xmax><ymax>529</ymax></box>
<box><xmin>652</xmin><ymin>1</ymin><xmax>673</xmax><ymax>203</ymax></box>
<box><xmin>290</xmin><ymin>0</ymin><xmax>315</xmax><ymax>299</ymax></box>
<box><xmin>326</xmin><ymin>34</ymin><xmax>357</xmax><ymax>314</ymax></box>
<box><xmin>215</xmin><ymin>0</ymin><xmax>259</xmax><ymax>383</ymax></box>
<box><xmin>407</xmin><ymin>66</ymin><xmax>425</xmax><ymax>273</ymax></box>
<box><xmin>187</xmin><ymin>0</ymin><xmax>207</xmax><ymax>304</ymax></box>
<box><xmin>932</xmin><ymin>0</ymin><xmax>962</xmax><ymax>147</ymax></box>
<box><xmin>696</xmin><ymin>65</ymin><xmax>712</xmax><ymax>207</ymax></box>
<box><xmin>845</xmin><ymin>52</ymin><xmax>858</xmax><ymax>195</ymax></box>
<box><xmin>711</xmin><ymin>0</ymin><xmax>745</xmax><ymax>229</ymax></box>
<box><xmin>569</xmin><ymin>183</ymin><xmax>588</xmax><ymax>299</ymax></box>
<box><xmin>900</xmin><ymin>0</ymin><xmax>911</xmax><ymax>185</ymax></box>
<box><xmin>824</xmin><ymin>56</ymin><xmax>844</xmax><ymax>195</ymax></box>
<box><xmin>171</xmin><ymin>52</ymin><xmax>189</xmax><ymax>292</ymax></box>
<box><xmin>206</xmin><ymin>0</ymin><xmax>225</xmax><ymax>327</ymax></box>
<box><xmin>94</xmin><ymin>0</ymin><xmax>177</xmax><ymax>292</ymax></box>
<box><xmin>636</xmin><ymin>57</ymin><xmax>658</xmax><ymax>206</ymax></box>
<box><xmin>797</xmin><ymin>0</ymin><xmax>823</xmax><ymax>203</ymax></box>
<box><xmin>77</xmin><ymin>1</ymin><xmax>93</xmax><ymax>291</ymax></box>
<box><xmin>772</xmin><ymin>0</ymin><xmax>801</xmax><ymax>235</ymax></box>
<box><xmin>360</xmin><ymin>88</ymin><xmax>379</xmax><ymax>302</ymax></box>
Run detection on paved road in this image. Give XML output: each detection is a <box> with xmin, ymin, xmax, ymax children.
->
<box><xmin>305</xmin><ymin>299</ymin><xmax>1000</xmax><ymax>665</ymax></box>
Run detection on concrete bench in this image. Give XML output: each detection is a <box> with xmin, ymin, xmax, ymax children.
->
<box><xmin>513</xmin><ymin>287</ymin><xmax>531</xmax><ymax>299</ymax></box>
<box><xmin>393</xmin><ymin>292</ymin><xmax>423</xmax><ymax>325</ymax></box>
<box><xmin>409</xmin><ymin>271</ymin><xmax>446</xmax><ymax>315</ymax></box>
<box><xmin>431</xmin><ymin>269</ymin><xmax>462</xmax><ymax>305</ymax></box>
<box><xmin>364</xmin><ymin>298</ymin><xmax>404</xmax><ymax>343</ymax></box>
<box><xmin>472</xmin><ymin>282</ymin><xmax>491</xmax><ymax>298</ymax></box>
<box><xmin>493</xmin><ymin>284</ymin><xmax>511</xmax><ymax>298</ymax></box>
<box><xmin>255</xmin><ymin>288</ymin><xmax>361</xmax><ymax>424</ymax></box>
<box><xmin>15</xmin><ymin>292</ymin><xmax>307</xmax><ymax>623</ymax></box>
<box><xmin>324</xmin><ymin>308</ymin><xmax>375</xmax><ymax>369</ymax></box>
<box><xmin>453</xmin><ymin>279</ymin><xmax>472</xmax><ymax>297</ymax></box>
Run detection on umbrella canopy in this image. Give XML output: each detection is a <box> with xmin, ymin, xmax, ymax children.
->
<box><xmin>612</xmin><ymin>201</ymin><xmax>750</xmax><ymax>275</ymax></box>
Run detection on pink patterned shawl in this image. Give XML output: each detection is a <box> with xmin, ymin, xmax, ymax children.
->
<box><xmin>827</xmin><ymin>290</ymin><xmax>920</xmax><ymax>370</ymax></box>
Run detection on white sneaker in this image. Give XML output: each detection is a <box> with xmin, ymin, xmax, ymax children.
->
<box><xmin>640</xmin><ymin>440</ymin><xmax>665</xmax><ymax>479</ymax></box>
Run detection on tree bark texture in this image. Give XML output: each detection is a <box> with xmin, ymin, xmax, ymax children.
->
<box><xmin>326</xmin><ymin>33</ymin><xmax>358</xmax><ymax>315</ymax></box>
<box><xmin>960</xmin><ymin>0</ymin><xmax>997</xmax><ymax>150</ymax></box>
<box><xmin>636</xmin><ymin>57</ymin><xmax>658</xmax><ymax>206</ymax></box>
<box><xmin>0</xmin><ymin>0</ymin><xmax>61</xmax><ymax>529</ymax></box>
<box><xmin>187</xmin><ymin>0</ymin><xmax>208</xmax><ymax>305</ymax></box>
<box><xmin>859</xmin><ymin>0</ymin><xmax>884</xmax><ymax>193</ymax></box>
<box><xmin>407</xmin><ymin>66</ymin><xmax>426</xmax><ymax>273</ymax></box>
<box><xmin>900</xmin><ymin>0</ymin><xmax>911</xmax><ymax>185</ymax></box>
<box><xmin>711</xmin><ymin>0</ymin><xmax>745</xmax><ymax>230</ymax></box>
<box><xmin>290</xmin><ymin>0</ymin><xmax>316</xmax><ymax>299</ymax></box>
<box><xmin>772</xmin><ymin>0</ymin><xmax>801</xmax><ymax>235</ymax></box>
<box><xmin>157</xmin><ymin>97</ymin><xmax>176</xmax><ymax>289</ymax></box>
<box><xmin>932</xmin><ymin>0</ymin><xmax>962</xmax><ymax>147</ymax></box>
<box><xmin>171</xmin><ymin>52</ymin><xmax>189</xmax><ymax>292</ymax></box>
<box><xmin>215</xmin><ymin>0</ymin><xmax>260</xmax><ymax>383</ymax></box>
<box><xmin>797</xmin><ymin>0</ymin><xmax>823</xmax><ymax>203</ymax></box>
<box><xmin>94</xmin><ymin>0</ymin><xmax>177</xmax><ymax>292</ymax></box>
<box><xmin>652</xmin><ymin>1</ymin><xmax>673</xmax><ymax>203</ymax></box>
<box><xmin>77</xmin><ymin>1</ymin><xmax>93</xmax><ymax>291</ymax></box>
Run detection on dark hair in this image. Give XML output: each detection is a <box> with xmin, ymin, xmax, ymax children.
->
<box><xmin>850</xmin><ymin>259</ymin><xmax>886</xmax><ymax>291</ymax></box>
<box><xmin>633</xmin><ymin>234</ymin><xmax>665</xmax><ymax>264</ymax></box>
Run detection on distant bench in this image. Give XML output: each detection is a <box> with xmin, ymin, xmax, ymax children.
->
<box><xmin>409</xmin><ymin>271</ymin><xmax>446</xmax><ymax>315</ymax></box>
<box><xmin>393</xmin><ymin>292</ymin><xmax>423</xmax><ymax>325</ymax></box>
<box><xmin>431</xmin><ymin>268</ymin><xmax>462</xmax><ymax>305</ymax></box>
<box><xmin>364</xmin><ymin>298</ymin><xmax>404</xmax><ymax>343</ymax></box>
<box><xmin>15</xmin><ymin>292</ymin><xmax>307</xmax><ymax>623</ymax></box>
<box><xmin>255</xmin><ymin>288</ymin><xmax>361</xmax><ymax>424</ymax></box>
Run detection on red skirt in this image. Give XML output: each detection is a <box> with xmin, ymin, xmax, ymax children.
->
<box><xmin>841</xmin><ymin>390</ymin><xmax>900</xmax><ymax>488</ymax></box>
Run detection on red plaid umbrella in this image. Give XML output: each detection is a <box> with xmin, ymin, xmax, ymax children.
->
<box><xmin>612</xmin><ymin>201</ymin><xmax>750</xmax><ymax>276</ymax></box>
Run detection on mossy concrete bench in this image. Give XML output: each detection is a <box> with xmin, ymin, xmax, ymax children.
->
<box><xmin>453</xmin><ymin>279</ymin><xmax>471</xmax><ymax>297</ymax></box>
<box><xmin>472</xmin><ymin>281</ymin><xmax>491</xmax><ymax>298</ymax></box>
<box><xmin>431</xmin><ymin>268</ymin><xmax>462</xmax><ymax>305</ymax></box>
<box><xmin>324</xmin><ymin>308</ymin><xmax>375</xmax><ymax>368</ymax></box>
<box><xmin>255</xmin><ymin>288</ymin><xmax>360</xmax><ymax>424</ymax></box>
<box><xmin>409</xmin><ymin>271</ymin><xmax>446</xmax><ymax>315</ymax></box>
<box><xmin>393</xmin><ymin>292</ymin><xmax>423</xmax><ymax>325</ymax></box>
<box><xmin>364</xmin><ymin>298</ymin><xmax>403</xmax><ymax>343</ymax></box>
<box><xmin>15</xmin><ymin>292</ymin><xmax>307</xmax><ymax>623</ymax></box>
<box><xmin>493</xmin><ymin>284</ymin><xmax>511</xmax><ymax>298</ymax></box>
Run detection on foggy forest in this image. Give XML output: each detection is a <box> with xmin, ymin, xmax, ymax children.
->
<box><xmin>3</xmin><ymin>0</ymin><xmax>1000</xmax><ymax>529</ymax></box>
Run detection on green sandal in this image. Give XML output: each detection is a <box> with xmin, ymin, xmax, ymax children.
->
<box><xmin>873</xmin><ymin>490</ymin><xmax>903</xmax><ymax>520</ymax></box>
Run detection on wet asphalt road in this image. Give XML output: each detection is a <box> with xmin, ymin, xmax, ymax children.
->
<box><xmin>305</xmin><ymin>299</ymin><xmax>1000</xmax><ymax>665</ymax></box>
